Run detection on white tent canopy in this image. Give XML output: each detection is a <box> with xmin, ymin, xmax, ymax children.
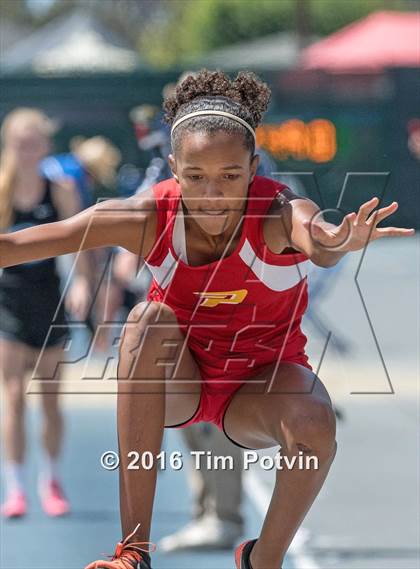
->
<box><xmin>1</xmin><ymin>9</ymin><xmax>143</xmax><ymax>75</ymax></box>
<box><xmin>34</xmin><ymin>29</ymin><xmax>139</xmax><ymax>74</ymax></box>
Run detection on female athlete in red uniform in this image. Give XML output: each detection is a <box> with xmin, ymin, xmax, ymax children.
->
<box><xmin>0</xmin><ymin>71</ymin><xmax>414</xmax><ymax>569</ymax></box>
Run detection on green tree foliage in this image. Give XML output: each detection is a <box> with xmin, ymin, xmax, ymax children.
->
<box><xmin>138</xmin><ymin>0</ymin><xmax>418</xmax><ymax>69</ymax></box>
<box><xmin>139</xmin><ymin>0</ymin><xmax>295</xmax><ymax>68</ymax></box>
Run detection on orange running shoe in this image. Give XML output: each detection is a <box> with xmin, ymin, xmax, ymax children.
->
<box><xmin>235</xmin><ymin>539</ymin><xmax>257</xmax><ymax>569</ymax></box>
<box><xmin>84</xmin><ymin>524</ymin><xmax>155</xmax><ymax>569</ymax></box>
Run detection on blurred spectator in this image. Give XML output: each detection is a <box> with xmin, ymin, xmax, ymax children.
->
<box><xmin>407</xmin><ymin>118</ymin><xmax>420</xmax><ymax>161</ymax></box>
<box><xmin>40</xmin><ymin>135</ymin><xmax>122</xmax><ymax>208</ymax></box>
<box><xmin>40</xmin><ymin>135</ymin><xmax>125</xmax><ymax>352</ymax></box>
<box><xmin>129</xmin><ymin>103</ymin><xmax>172</xmax><ymax>190</ymax></box>
<box><xmin>159</xmin><ymin>424</ymin><xmax>244</xmax><ymax>551</ymax></box>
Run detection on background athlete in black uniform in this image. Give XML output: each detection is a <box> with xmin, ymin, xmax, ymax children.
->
<box><xmin>0</xmin><ymin>108</ymin><xmax>91</xmax><ymax>518</ymax></box>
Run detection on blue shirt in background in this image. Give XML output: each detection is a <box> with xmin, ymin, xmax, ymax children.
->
<box><xmin>40</xmin><ymin>154</ymin><xmax>93</xmax><ymax>210</ymax></box>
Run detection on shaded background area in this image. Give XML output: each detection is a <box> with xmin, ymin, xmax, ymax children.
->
<box><xmin>1</xmin><ymin>0</ymin><xmax>419</xmax><ymax>226</ymax></box>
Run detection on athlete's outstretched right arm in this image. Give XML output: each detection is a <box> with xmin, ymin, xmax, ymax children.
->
<box><xmin>0</xmin><ymin>195</ymin><xmax>157</xmax><ymax>269</ymax></box>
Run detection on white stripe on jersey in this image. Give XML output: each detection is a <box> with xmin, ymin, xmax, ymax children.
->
<box><xmin>239</xmin><ymin>238</ymin><xmax>310</xmax><ymax>291</ymax></box>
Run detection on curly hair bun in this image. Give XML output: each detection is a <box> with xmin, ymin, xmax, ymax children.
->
<box><xmin>164</xmin><ymin>69</ymin><xmax>271</xmax><ymax>129</ymax></box>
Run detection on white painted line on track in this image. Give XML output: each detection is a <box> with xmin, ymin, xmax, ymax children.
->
<box><xmin>244</xmin><ymin>469</ymin><xmax>320</xmax><ymax>569</ymax></box>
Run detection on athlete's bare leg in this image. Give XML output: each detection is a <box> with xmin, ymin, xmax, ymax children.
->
<box><xmin>117</xmin><ymin>301</ymin><xmax>202</xmax><ymax>543</ymax></box>
<box><xmin>35</xmin><ymin>344</ymin><xmax>66</xmax><ymax>461</ymax></box>
<box><xmin>0</xmin><ymin>338</ymin><xmax>30</xmax><ymax>464</ymax></box>
<box><xmin>224</xmin><ymin>362</ymin><xmax>337</xmax><ymax>569</ymax></box>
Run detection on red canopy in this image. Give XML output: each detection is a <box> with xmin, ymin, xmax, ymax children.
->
<box><xmin>301</xmin><ymin>11</ymin><xmax>420</xmax><ymax>72</ymax></box>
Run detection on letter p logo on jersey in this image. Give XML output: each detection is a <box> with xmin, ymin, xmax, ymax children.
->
<box><xmin>194</xmin><ymin>289</ymin><xmax>248</xmax><ymax>308</ymax></box>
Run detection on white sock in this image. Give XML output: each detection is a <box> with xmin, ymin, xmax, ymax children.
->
<box><xmin>3</xmin><ymin>461</ymin><xmax>25</xmax><ymax>495</ymax></box>
<box><xmin>39</xmin><ymin>453</ymin><xmax>60</xmax><ymax>484</ymax></box>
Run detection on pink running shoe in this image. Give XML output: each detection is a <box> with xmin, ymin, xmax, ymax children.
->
<box><xmin>1</xmin><ymin>490</ymin><xmax>27</xmax><ymax>518</ymax></box>
<box><xmin>39</xmin><ymin>478</ymin><xmax>70</xmax><ymax>517</ymax></box>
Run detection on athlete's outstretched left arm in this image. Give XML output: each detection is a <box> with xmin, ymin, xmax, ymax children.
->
<box><xmin>280</xmin><ymin>190</ymin><xmax>415</xmax><ymax>267</ymax></box>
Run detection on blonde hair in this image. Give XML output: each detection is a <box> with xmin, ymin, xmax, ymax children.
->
<box><xmin>70</xmin><ymin>135</ymin><xmax>121</xmax><ymax>184</ymax></box>
<box><xmin>0</xmin><ymin>108</ymin><xmax>56</xmax><ymax>230</ymax></box>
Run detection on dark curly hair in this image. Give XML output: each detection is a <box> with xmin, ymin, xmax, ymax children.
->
<box><xmin>163</xmin><ymin>69</ymin><xmax>271</xmax><ymax>155</ymax></box>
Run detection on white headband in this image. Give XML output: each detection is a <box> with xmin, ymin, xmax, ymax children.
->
<box><xmin>171</xmin><ymin>110</ymin><xmax>256</xmax><ymax>141</ymax></box>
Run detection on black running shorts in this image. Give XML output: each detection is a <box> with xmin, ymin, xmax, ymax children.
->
<box><xmin>0</xmin><ymin>273</ymin><xmax>69</xmax><ymax>349</ymax></box>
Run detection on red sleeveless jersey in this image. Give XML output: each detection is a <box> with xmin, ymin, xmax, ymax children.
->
<box><xmin>144</xmin><ymin>175</ymin><xmax>311</xmax><ymax>396</ymax></box>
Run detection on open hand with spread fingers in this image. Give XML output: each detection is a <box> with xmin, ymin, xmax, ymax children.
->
<box><xmin>303</xmin><ymin>197</ymin><xmax>415</xmax><ymax>253</ymax></box>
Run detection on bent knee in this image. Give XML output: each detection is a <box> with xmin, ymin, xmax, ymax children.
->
<box><xmin>123</xmin><ymin>301</ymin><xmax>180</xmax><ymax>348</ymax></box>
<box><xmin>127</xmin><ymin>301</ymin><xmax>177</xmax><ymax>326</ymax></box>
<box><xmin>283</xmin><ymin>399</ymin><xmax>337</xmax><ymax>457</ymax></box>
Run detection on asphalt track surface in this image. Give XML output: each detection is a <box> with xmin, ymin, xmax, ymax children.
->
<box><xmin>0</xmin><ymin>406</ymin><xmax>293</xmax><ymax>569</ymax></box>
<box><xmin>1</xmin><ymin>237</ymin><xmax>419</xmax><ymax>569</ymax></box>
